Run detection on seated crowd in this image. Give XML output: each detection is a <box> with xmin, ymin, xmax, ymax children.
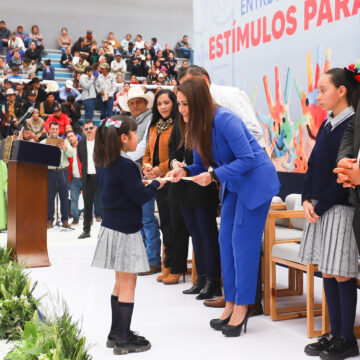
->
<box><xmin>0</xmin><ymin>20</ymin><xmax>193</xmax><ymax>137</ymax></box>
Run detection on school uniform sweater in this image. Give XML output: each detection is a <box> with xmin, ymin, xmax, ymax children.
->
<box><xmin>97</xmin><ymin>156</ymin><xmax>159</xmax><ymax>233</ymax></box>
<box><xmin>302</xmin><ymin>112</ymin><xmax>353</xmax><ymax>216</ymax></box>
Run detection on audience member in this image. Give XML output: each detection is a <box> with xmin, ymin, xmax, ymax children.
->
<box><xmin>95</xmin><ymin>62</ymin><xmax>116</xmax><ymax>118</ymax></box>
<box><xmin>8</xmin><ymin>66</ymin><xmax>22</xmax><ymax>80</ymax></box>
<box><xmin>66</xmin><ymin>129</ymin><xmax>82</xmax><ymax>226</ymax></box>
<box><xmin>128</xmin><ymin>55</ymin><xmax>148</xmax><ymax>78</ymax></box>
<box><xmin>60</xmin><ymin>47</ymin><xmax>73</xmax><ymax>69</ymax></box>
<box><xmin>80</xmin><ymin>66</ymin><xmax>96</xmax><ymax>120</ymax></box>
<box><xmin>107</xmin><ymin>32</ymin><xmax>119</xmax><ymax>50</ymax></box>
<box><xmin>8</xmin><ymin>51</ymin><xmax>22</xmax><ymax>68</ymax></box>
<box><xmin>150</xmin><ymin>37</ymin><xmax>161</xmax><ymax>54</ymax></box>
<box><xmin>61</xmin><ymin>94</ymin><xmax>81</xmax><ymax>133</ymax></box>
<box><xmin>7</xmin><ymin>32</ymin><xmax>25</xmax><ymax>62</ymax></box>
<box><xmin>147</xmin><ymin>66</ymin><xmax>158</xmax><ymax>84</ymax></box>
<box><xmin>24</xmin><ymin>41</ymin><xmax>42</xmax><ymax>66</ymax></box>
<box><xmin>71</xmin><ymin>37</ymin><xmax>89</xmax><ymax>58</ymax></box>
<box><xmin>5</xmin><ymin>88</ymin><xmax>22</xmax><ymax>121</ymax></box>
<box><xmin>72</xmin><ymin>72</ymin><xmax>82</xmax><ymax>92</ymax></box>
<box><xmin>15</xmin><ymin>26</ymin><xmax>28</xmax><ymax>45</ymax></box>
<box><xmin>0</xmin><ymin>21</ymin><xmax>10</xmax><ymax>55</ymax></box>
<box><xmin>115</xmin><ymin>74</ymin><xmax>124</xmax><ymax>91</ymax></box>
<box><xmin>134</xmin><ymin>34</ymin><xmax>145</xmax><ymax>52</ymax></box>
<box><xmin>42</xmin><ymin>59</ymin><xmax>55</xmax><ymax>80</ymax></box>
<box><xmin>44</xmin><ymin>105</ymin><xmax>70</xmax><ymax>135</ymax></box>
<box><xmin>40</xmin><ymin>91</ymin><xmax>60</xmax><ymax>118</ymax></box>
<box><xmin>58</xmin><ymin>27</ymin><xmax>72</xmax><ymax>54</ymax></box>
<box><xmin>14</xmin><ymin>81</ymin><xmax>25</xmax><ymax>101</ymax></box>
<box><xmin>84</xmin><ymin>30</ymin><xmax>96</xmax><ymax>47</ymax></box>
<box><xmin>28</xmin><ymin>25</ymin><xmax>44</xmax><ymax>52</ymax></box>
<box><xmin>144</xmin><ymin>42</ymin><xmax>154</xmax><ymax>58</ymax></box>
<box><xmin>20</xmin><ymin>57</ymin><xmax>36</xmax><ymax>79</ymax></box>
<box><xmin>175</xmin><ymin>35</ymin><xmax>194</xmax><ymax>64</ymax></box>
<box><xmin>58</xmin><ymin>80</ymin><xmax>82</xmax><ymax>103</ymax></box>
<box><xmin>26</xmin><ymin>108</ymin><xmax>45</xmax><ymax>141</ymax></box>
<box><xmin>88</xmin><ymin>41</ymin><xmax>99</xmax><ymax>65</ymax></box>
<box><xmin>164</xmin><ymin>51</ymin><xmax>177</xmax><ymax>77</ymax></box>
<box><xmin>73</xmin><ymin>54</ymin><xmax>90</xmax><ymax>73</ymax></box>
<box><xmin>22</xmin><ymin>89</ymin><xmax>39</xmax><ymax>113</ymax></box>
<box><xmin>120</xmin><ymin>33</ymin><xmax>131</xmax><ymax>53</ymax></box>
<box><xmin>0</xmin><ymin>57</ymin><xmax>6</xmax><ymax>77</ymax></box>
<box><xmin>41</xmin><ymin>121</ymin><xmax>73</xmax><ymax>228</ymax></box>
<box><xmin>111</xmin><ymin>51</ymin><xmax>126</xmax><ymax>77</ymax></box>
<box><xmin>27</xmin><ymin>77</ymin><xmax>46</xmax><ymax>107</ymax></box>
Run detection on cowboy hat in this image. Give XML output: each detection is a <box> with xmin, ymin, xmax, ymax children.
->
<box><xmin>6</xmin><ymin>88</ymin><xmax>16</xmax><ymax>95</ymax></box>
<box><xmin>99</xmin><ymin>62</ymin><xmax>109</xmax><ymax>69</ymax></box>
<box><xmin>45</xmin><ymin>81</ymin><xmax>59</xmax><ymax>93</ymax></box>
<box><xmin>119</xmin><ymin>87</ymin><xmax>154</xmax><ymax>113</ymax></box>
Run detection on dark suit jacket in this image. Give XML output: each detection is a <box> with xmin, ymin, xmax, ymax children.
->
<box><xmin>337</xmin><ymin>102</ymin><xmax>360</xmax><ymax>248</ymax></box>
<box><xmin>78</xmin><ymin>137</ymin><xmax>98</xmax><ymax>186</ymax></box>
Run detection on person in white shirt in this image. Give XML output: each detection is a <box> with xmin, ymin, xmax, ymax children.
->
<box><xmin>110</xmin><ymin>51</ymin><xmax>127</xmax><ymax>77</ymax></box>
<box><xmin>77</xmin><ymin>120</ymin><xmax>103</xmax><ymax>239</ymax></box>
<box><xmin>178</xmin><ymin>65</ymin><xmax>265</xmax><ymax>147</ymax></box>
<box><xmin>66</xmin><ymin>129</ymin><xmax>82</xmax><ymax>225</ymax></box>
<box><xmin>134</xmin><ymin>34</ymin><xmax>145</xmax><ymax>52</ymax></box>
<box><xmin>120</xmin><ymin>33</ymin><xmax>132</xmax><ymax>54</ymax></box>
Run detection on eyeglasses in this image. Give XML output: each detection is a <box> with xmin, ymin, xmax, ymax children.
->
<box><xmin>84</xmin><ymin>126</ymin><xmax>94</xmax><ymax>131</ymax></box>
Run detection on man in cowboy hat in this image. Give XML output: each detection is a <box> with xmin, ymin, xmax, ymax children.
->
<box><xmin>26</xmin><ymin>77</ymin><xmax>46</xmax><ymax>106</ymax></box>
<box><xmin>95</xmin><ymin>62</ymin><xmax>116</xmax><ymax>119</ymax></box>
<box><xmin>119</xmin><ymin>87</ymin><xmax>161</xmax><ymax>274</ymax></box>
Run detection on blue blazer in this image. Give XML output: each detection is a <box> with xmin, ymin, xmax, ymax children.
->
<box><xmin>187</xmin><ymin>106</ymin><xmax>280</xmax><ymax>210</ymax></box>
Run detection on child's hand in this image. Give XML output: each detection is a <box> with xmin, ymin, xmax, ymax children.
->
<box><xmin>155</xmin><ymin>177</ymin><xmax>167</xmax><ymax>189</ymax></box>
<box><xmin>303</xmin><ymin>200</ymin><xmax>319</xmax><ymax>223</ymax></box>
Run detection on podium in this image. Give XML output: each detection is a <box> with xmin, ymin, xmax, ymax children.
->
<box><xmin>0</xmin><ymin>139</ymin><xmax>61</xmax><ymax>267</ymax></box>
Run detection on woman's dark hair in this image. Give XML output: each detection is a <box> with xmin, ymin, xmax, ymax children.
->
<box><xmin>177</xmin><ymin>76</ymin><xmax>216</xmax><ymax>168</ymax></box>
<box><xmin>31</xmin><ymin>25</ymin><xmax>39</xmax><ymax>32</ymax></box>
<box><xmin>151</xmin><ymin>89</ymin><xmax>178</xmax><ymax>125</ymax></box>
<box><xmin>326</xmin><ymin>68</ymin><xmax>360</xmax><ymax>109</ymax></box>
<box><xmin>94</xmin><ymin>115</ymin><xmax>138</xmax><ymax>168</ymax></box>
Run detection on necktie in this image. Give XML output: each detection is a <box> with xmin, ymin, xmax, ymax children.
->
<box><xmin>324</xmin><ymin>122</ymin><xmax>332</xmax><ymax>134</ymax></box>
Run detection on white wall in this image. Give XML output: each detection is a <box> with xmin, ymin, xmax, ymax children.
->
<box><xmin>2</xmin><ymin>1</ymin><xmax>193</xmax><ymax>50</ymax></box>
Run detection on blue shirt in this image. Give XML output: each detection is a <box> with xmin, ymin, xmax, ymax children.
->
<box><xmin>97</xmin><ymin>156</ymin><xmax>159</xmax><ymax>233</ymax></box>
<box><xmin>58</xmin><ymin>87</ymin><xmax>82</xmax><ymax>102</ymax></box>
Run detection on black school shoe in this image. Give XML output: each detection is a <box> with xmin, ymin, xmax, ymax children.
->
<box><xmin>106</xmin><ymin>331</ymin><xmax>146</xmax><ymax>349</ymax></box>
<box><xmin>305</xmin><ymin>333</ymin><xmax>335</xmax><ymax>356</ymax></box>
<box><xmin>320</xmin><ymin>336</ymin><xmax>359</xmax><ymax>360</ymax></box>
<box><xmin>113</xmin><ymin>332</ymin><xmax>151</xmax><ymax>355</ymax></box>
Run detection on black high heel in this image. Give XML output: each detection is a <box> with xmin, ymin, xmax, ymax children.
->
<box><xmin>210</xmin><ymin>313</ymin><xmax>232</xmax><ymax>331</ymax></box>
<box><xmin>221</xmin><ymin>307</ymin><xmax>251</xmax><ymax>337</ymax></box>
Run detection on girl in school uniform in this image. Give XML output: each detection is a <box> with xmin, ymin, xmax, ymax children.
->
<box><xmin>299</xmin><ymin>66</ymin><xmax>360</xmax><ymax>360</ymax></box>
<box><xmin>91</xmin><ymin>116</ymin><xmax>165</xmax><ymax>355</ymax></box>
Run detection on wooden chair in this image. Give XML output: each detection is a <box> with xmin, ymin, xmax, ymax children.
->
<box><xmin>267</xmin><ymin>209</ymin><xmax>329</xmax><ymax>338</ymax></box>
<box><xmin>262</xmin><ymin>202</ymin><xmax>305</xmax><ymax>315</ymax></box>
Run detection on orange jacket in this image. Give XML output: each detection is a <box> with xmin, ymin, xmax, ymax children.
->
<box><xmin>142</xmin><ymin>124</ymin><xmax>174</xmax><ymax>177</ymax></box>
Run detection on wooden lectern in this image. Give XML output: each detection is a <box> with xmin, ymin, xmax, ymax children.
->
<box><xmin>0</xmin><ymin>139</ymin><xmax>60</xmax><ymax>267</ymax></box>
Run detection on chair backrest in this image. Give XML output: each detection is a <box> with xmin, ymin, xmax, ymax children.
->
<box><xmin>272</xmin><ymin>196</ymin><xmax>289</xmax><ymax>227</ymax></box>
<box><xmin>285</xmin><ymin>194</ymin><xmax>305</xmax><ymax>230</ymax></box>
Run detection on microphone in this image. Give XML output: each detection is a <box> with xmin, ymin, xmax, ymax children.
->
<box><xmin>17</xmin><ymin>107</ymin><xmax>34</xmax><ymax>129</ymax></box>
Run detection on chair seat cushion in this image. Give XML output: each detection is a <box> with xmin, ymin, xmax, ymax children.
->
<box><xmin>275</xmin><ymin>226</ymin><xmax>303</xmax><ymax>241</ymax></box>
<box><xmin>272</xmin><ymin>243</ymin><xmax>301</xmax><ymax>263</ymax></box>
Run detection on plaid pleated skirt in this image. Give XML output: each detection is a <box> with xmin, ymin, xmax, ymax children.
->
<box><xmin>92</xmin><ymin>226</ymin><xmax>150</xmax><ymax>273</ymax></box>
<box><xmin>298</xmin><ymin>202</ymin><xmax>358</xmax><ymax>278</ymax></box>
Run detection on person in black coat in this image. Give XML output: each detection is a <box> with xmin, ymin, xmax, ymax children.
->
<box><xmin>336</xmin><ymin>100</ymin><xmax>360</xmax><ymax>249</ymax></box>
<box><xmin>61</xmin><ymin>95</ymin><xmax>81</xmax><ymax>134</ymax></box>
<box><xmin>77</xmin><ymin>120</ymin><xmax>103</xmax><ymax>238</ymax></box>
<box><xmin>168</xmin><ymin>120</ymin><xmax>222</xmax><ymax>299</ymax></box>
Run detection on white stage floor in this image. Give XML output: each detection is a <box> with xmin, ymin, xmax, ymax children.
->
<box><xmin>0</xmin><ymin>220</ymin><xmax>359</xmax><ymax>360</ymax></box>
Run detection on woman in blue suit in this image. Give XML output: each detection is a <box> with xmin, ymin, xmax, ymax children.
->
<box><xmin>168</xmin><ymin>77</ymin><xmax>280</xmax><ymax>337</ymax></box>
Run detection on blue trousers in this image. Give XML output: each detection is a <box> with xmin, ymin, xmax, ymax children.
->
<box><xmin>69</xmin><ymin>177</ymin><xmax>82</xmax><ymax>220</ymax></box>
<box><xmin>181</xmin><ymin>204</ymin><xmax>221</xmax><ymax>278</ymax></box>
<box><xmin>83</xmin><ymin>98</ymin><xmax>96</xmax><ymax>120</ymax></box>
<box><xmin>219</xmin><ymin>191</ymin><xmax>271</xmax><ymax>305</ymax></box>
<box><xmin>141</xmin><ymin>198</ymin><xmax>161</xmax><ymax>267</ymax></box>
<box><xmin>47</xmin><ymin>169</ymin><xmax>69</xmax><ymax>223</ymax></box>
<box><xmin>99</xmin><ymin>97</ymin><xmax>114</xmax><ymax>119</ymax></box>
<box><xmin>178</xmin><ymin>47</ymin><xmax>194</xmax><ymax>64</ymax></box>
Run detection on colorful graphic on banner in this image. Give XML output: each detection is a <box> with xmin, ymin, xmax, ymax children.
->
<box><xmin>193</xmin><ymin>0</ymin><xmax>360</xmax><ymax>172</ymax></box>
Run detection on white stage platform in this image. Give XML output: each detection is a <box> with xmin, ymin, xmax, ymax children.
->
<box><xmin>0</xmin><ymin>221</ymin><xmax>359</xmax><ymax>360</ymax></box>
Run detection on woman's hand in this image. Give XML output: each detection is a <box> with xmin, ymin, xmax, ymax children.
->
<box><xmin>171</xmin><ymin>160</ymin><xmax>186</xmax><ymax>170</ymax></box>
<box><xmin>166</xmin><ymin>168</ymin><xmax>186</xmax><ymax>183</ymax></box>
<box><xmin>192</xmin><ymin>172</ymin><xmax>212</xmax><ymax>187</ymax></box>
<box><xmin>143</xmin><ymin>168</ymin><xmax>157</xmax><ymax>180</ymax></box>
<box><xmin>303</xmin><ymin>200</ymin><xmax>320</xmax><ymax>223</ymax></box>
<box><xmin>152</xmin><ymin>166</ymin><xmax>161</xmax><ymax>177</ymax></box>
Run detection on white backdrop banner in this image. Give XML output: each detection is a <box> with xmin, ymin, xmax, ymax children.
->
<box><xmin>193</xmin><ymin>0</ymin><xmax>360</xmax><ymax>172</ymax></box>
